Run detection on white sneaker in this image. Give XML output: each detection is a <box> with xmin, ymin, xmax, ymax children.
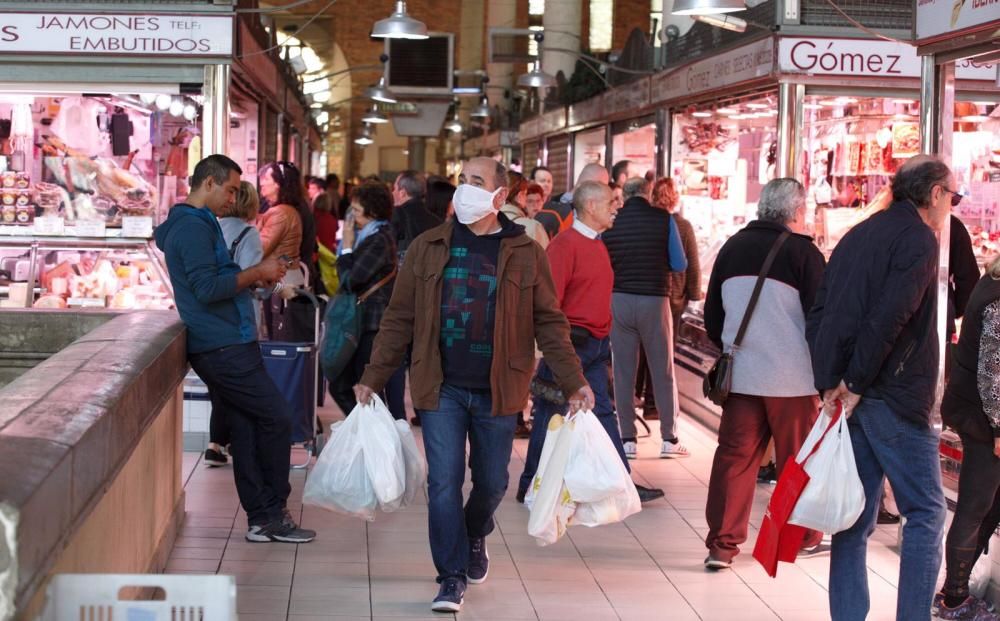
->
<box><xmin>660</xmin><ymin>441</ymin><xmax>690</xmax><ymax>459</ymax></box>
<box><xmin>623</xmin><ymin>441</ymin><xmax>637</xmax><ymax>459</ymax></box>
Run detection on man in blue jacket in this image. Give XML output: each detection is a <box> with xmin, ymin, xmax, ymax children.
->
<box><xmin>155</xmin><ymin>154</ymin><xmax>316</xmax><ymax>544</ymax></box>
<box><xmin>807</xmin><ymin>155</ymin><xmax>955</xmax><ymax>621</ymax></box>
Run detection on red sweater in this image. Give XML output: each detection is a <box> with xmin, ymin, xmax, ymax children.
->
<box><xmin>546</xmin><ymin>227</ymin><xmax>613</xmax><ymax>339</ymax></box>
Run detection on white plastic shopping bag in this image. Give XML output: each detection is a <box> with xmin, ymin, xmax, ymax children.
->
<box><xmin>358</xmin><ymin>395</ymin><xmax>407</xmax><ymax>512</ymax></box>
<box><xmin>563</xmin><ymin>410</ymin><xmax>630</xmax><ymax>503</ymax></box>
<box><xmin>788</xmin><ymin>405</ymin><xmax>865</xmax><ymax>534</ymax></box>
<box><xmin>395</xmin><ymin>419</ymin><xmax>427</xmax><ymax>507</ymax></box>
<box><xmin>303</xmin><ymin>418</ymin><xmax>378</xmax><ymax>520</ymax></box>
<box><xmin>527</xmin><ymin>414</ymin><xmax>577</xmax><ymax>545</ymax></box>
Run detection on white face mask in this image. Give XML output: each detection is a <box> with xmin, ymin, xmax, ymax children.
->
<box><xmin>452</xmin><ymin>184</ymin><xmax>502</xmax><ymax>225</ymax></box>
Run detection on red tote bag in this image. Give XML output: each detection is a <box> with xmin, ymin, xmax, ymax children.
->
<box><xmin>753</xmin><ymin>406</ymin><xmax>842</xmax><ymax>577</ymax></box>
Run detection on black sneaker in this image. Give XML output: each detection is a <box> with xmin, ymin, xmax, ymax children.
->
<box><xmin>204</xmin><ymin>447</ymin><xmax>228</xmax><ymax>467</ymax></box>
<box><xmin>516</xmin><ymin>487</ymin><xmax>527</xmax><ymax>504</ymax></box>
<box><xmin>431</xmin><ymin>577</ymin><xmax>466</xmax><ymax>613</ymax></box>
<box><xmin>635</xmin><ymin>483</ymin><xmax>665</xmax><ymax>503</ymax></box>
<box><xmin>757</xmin><ymin>462</ymin><xmax>776</xmax><ymax>484</ymax></box>
<box><xmin>468</xmin><ymin>537</ymin><xmax>489</xmax><ymax>584</ymax></box>
<box><xmin>246</xmin><ymin>516</ymin><xmax>316</xmax><ymax>543</ymax></box>
<box><xmin>877</xmin><ymin>508</ymin><xmax>901</xmax><ymax>524</ymax></box>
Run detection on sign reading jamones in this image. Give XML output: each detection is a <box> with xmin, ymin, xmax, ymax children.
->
<box><xmin>0</xmin><ymin>12</ymin><xmax>233</xmax><ymax>56</ymax></box>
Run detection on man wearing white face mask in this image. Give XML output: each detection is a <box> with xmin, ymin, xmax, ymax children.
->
<box><xmin>354</xmin><ymin>157</ymin><xmax>593</xmax><ymax>613</ymax></box>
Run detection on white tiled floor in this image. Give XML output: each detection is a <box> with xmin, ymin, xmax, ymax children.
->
<box><xmin>168</xmin><ymin>406</ymin><xmax>908</xmax><ymax>620</ymax></box>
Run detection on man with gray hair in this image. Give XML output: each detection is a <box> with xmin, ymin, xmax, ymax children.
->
<box><xmin>808</xmin><ymin>155</ymin><xmax>953</xmax><ymax>620</ymax></box>
<box><xmin>535</xmin><ymin>162</ymin><xmax>610</xmax><ymax>239</ymax></box>
<box><xmin>603</xmin><ymin>176</ymin><xmax>689</xmax><ymax>460</ymax></box>
<box><xmin>701</xmin><ymin>178</ymin><xmax>827</xmax><ymax>570</ymax></box>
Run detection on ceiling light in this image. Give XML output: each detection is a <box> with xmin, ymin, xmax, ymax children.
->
<box><xmin>837</xmin><ymin>97</ymin><xmax>858</xmax><ymax>104</ymax></box>
<box><xmin>803</xmin><ymin>103</ymin><xmax>823</xmax><ymax>110</ymax></box>
<box><xmin>365</xmin><ymin>76</ymin><xmax>398</xmax><ymax>104</ymax></box>
<box><xmin>893</xmin><ymin>99</ymin><xmax>916</xmax><ymax>104</ymax></box>
<box><xmin>182</xmin><ymin>103</ymin><xmax>197</xmax><ymax>121</ymax></box>
<box><xmin>168</xmin><ymin>98</ymin><xmax>184</xmax><ymax>117</ymax></box>
<box><xmin>445</xmin><ymin>111</ymin><xmax>463</xmax><ymax>133</ymax></box>
<box><xmin>691</xmin><ymin>13</ymin><xmax>747</xmax><ymax>32</ymax></box>
<box><xmin>959</xmin><ymin>115</ymin><xmax>990</xmax><ymax>122</ymax></box>
<box><xmin>717</xmin><ymin>107</ymin><xmax>739</xmax><ymax>115</ymax></box>
<box><xmin>470</xmin><ymin>96</ymin><xmax>491</xmax><ymax>119</ymax></box>
<box><xmin>691</xmin><ymin>110</ymin><xmax>713</xmax><ymax>118</ymax></box>
<box><xmin>517</xmin><ymin>63</ymin><xmax>557</xmax><ymax>89</ymax></box>
<box><xmin>672</xmin><ymin>0</ymin><xmax>745</xmax><ymax>15</ymax></box>
<box><xmin>820</xmin><ymin>99</ymin><xmax>841</xmax><ymax>107</ymax></box>
<box><xmin>139</xmin><ymin>93</ymin><xmax>158</xmax><ymax>105</ymax></box>
<box><xmin>155</xmin><ymin>94</ymin><xmax>172</xmax><ymax>111</ymax></box>
<box><xmin>745</xmin><ymin>102</ymin><xmax>768</xmax><ymax>109</ymax></box>
<box><xmin>972</xmin><ymin>101</ymin><xmax>997</xmax><ymax>106</ymax></box>
<box><xmin>316</xmin><ymin>111</ymin><xmax>329</xmax><ymax>125</ymax></box>
<box><xmin>362</xmin><ymin>105</ymin><xmax>389</xmax><ymax>124</ymax></box>
<box><xmin>355</xmin><ymin>127</ymin><xmax>374</xmax><ymax>145</ymax></box>
<box><xmin>371</xmin><ymin>1</ymin><xmax>429</xmax><ymax>40</ymax></box>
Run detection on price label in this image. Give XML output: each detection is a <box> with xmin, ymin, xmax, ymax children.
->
<box><xmin>122</xmin><ymin>216</ymin><xmax>153</xmax><ymax>238</ymax></box>
<box><xmin>75</xmin><ymin>220</ymin><xmax>107</xmax><ymax>237</ymax></box>
<box><xmin>67</xmin><ymin>297</ymin><xmax>106</xmax><ymax>308</ymax></box>
<box><xmin>33</xmin><ymin>216</ymin><xmax>65</xmax><ymax>236</ymax></box>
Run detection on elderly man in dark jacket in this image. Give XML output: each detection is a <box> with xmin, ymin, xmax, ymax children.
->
<box><xmin>807</xmin><ymin>155</ymin><xmax>954</xmax><ymax>621</ymax></box>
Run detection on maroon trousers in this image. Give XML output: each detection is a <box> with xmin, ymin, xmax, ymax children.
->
<box><xmin>705</xmin><ymin>393</ymin><xmax>823</xmax><ymax>562</ymax></box>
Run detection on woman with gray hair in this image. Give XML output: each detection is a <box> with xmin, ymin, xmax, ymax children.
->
<box><xmin>701</xmin><ymin>177</ymin><xmax>827</xmax><ymax>570</ymax></box>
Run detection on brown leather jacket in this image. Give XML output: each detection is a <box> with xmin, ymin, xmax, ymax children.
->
<box><xmin>361</xmin><ymin>220</ymin><xmax>586</xmax><ymax>416</ymax></box>
<box><xmin>258</xmin><ymin>203</ymin><xmax>302</xmax><ymax>262</ymax></box>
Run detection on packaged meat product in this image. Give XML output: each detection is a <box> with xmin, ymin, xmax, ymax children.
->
<box><xmin>2</xmin><ymin>192</ymin><xmax>15</xmax><ymax>206</ymax></box>
<box><xmin>33</xmin><ymin>294</ymin><xmax>67</xmax><ymax>309</ymax></box>
<box><xmin>1</xmin><ymin>172</ymin><xmax>14</xmax><ymax>188</ymax></box>
<box><xmin>15</xmin><ymin>204</ymin><xmax>33</xmax><ymax>225</ymax></box>
<box><xmin>1</xmin><ymin>204</ymin><xmax>15</xmax><ymax>223</ymax></box>
<box><xmin>15</xmin><ymin>172</ymin><xmax>29</xmax><ymax>189</ymax></box>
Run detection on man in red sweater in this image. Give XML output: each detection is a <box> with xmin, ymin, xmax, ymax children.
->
<box><xmin>516</xmin><ymin>181</ymin><xmax>664</xmax><ymax>504</ymax></box>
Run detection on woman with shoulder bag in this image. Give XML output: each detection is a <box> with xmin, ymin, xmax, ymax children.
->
<box><xmin>329</xmin><ymin>181</ymin><xmax>398</xmax><ymax>417</ymax></box>
<box><xmin>937</xmin><ymin>255</ymin><xmax>1000</xmax><ymax>621</ymax></box>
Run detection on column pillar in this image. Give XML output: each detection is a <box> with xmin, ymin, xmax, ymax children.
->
<box><xmin>408</xmin><ymin>137</ymin><xmax>426</xmax><ymax>171</ymax></box>
<box><xmin>201</xmin><ymin>63</ymin><xmax>231</xmax><ymax>157</ymax></box>
<box><xmin>776</xmin><ymin>82</ymin><xmax>802</xmax><ymax>179</ymax></box>
<box><xmin>542</xmin><ymin>0</ymin><xmax>583</xmax><ymax>84</ymax></box>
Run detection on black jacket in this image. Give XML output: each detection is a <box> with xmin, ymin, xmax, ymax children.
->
<box><xmin>942</xmin><ymin>274</ymin><xmax>1000</xmax><ymax>442</ymax></box>
<box><xmin>337</xmin><ymin>224</ymin><xmax>397</xmax><ymax>333</ymax></box>
<box><xmin>807</xmin><ymin>201</ymin><xmax>939</xmax><ymax>424</ymax></box>
<box><xmin>392</xmin><ymin>198</ymin><xmax>442</xmax><ymax>263</ymax></box>
<box><xmin>949</xmin><ymin>214</ymin><xmax>981</xmax><ymax>336</ymax></box>
<box><xmin>602</xmin><ymin>196</ymin><xmax>675</xmax><ymax>297</ymax></box>
<box><xmin>704</xmin><ymin>220</ymin><xmax>825</xmax><ymax>350</ymax></box>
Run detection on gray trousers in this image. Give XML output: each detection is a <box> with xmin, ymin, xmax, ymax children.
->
<box><xmin>611</xmin><ymin>292</ymin><xmax>680</xmax><ymax>442</ymax></box>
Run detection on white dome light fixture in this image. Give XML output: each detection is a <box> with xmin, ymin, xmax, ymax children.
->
<box><xmin>182</xmin><ymin>103</ymin><xmax>198</xmax><ymax>121</ymax></box>
<box><xmin>692</xmin><ymin>13</ymin><xmax>748</xmax><ymax>32</ymax></box>
<box><xmin>362</xmin><ymin>105</ymin><xmax>389</xmax><ymax>124</ymax></box>
<box><xmin>139</xmin><ymin>93</ymin><xmax>158</xmax><ymax>105</ymax></box>
<box><xmin>168</xmin><ymin>98</ymin><xmax>185</xmax><ymax>117</ymax></box>
<box><xmin>154</xmin><ymin>94</ymin><xmax>172</xmax><ymax>111</ymax></box>
<box><xmin>371</xmin><ymin>1</ymin><xmax>428</xmax><ymax>40</ymax></box>
<box><xmin>673</xmin><ymin>0</ymin><xmax>745</xmax><ymax>15</ymax></box>
<box><xmin>365</xmin><ymin>76</ymin><xmax>398</xmax><ymax>104</ymax></box>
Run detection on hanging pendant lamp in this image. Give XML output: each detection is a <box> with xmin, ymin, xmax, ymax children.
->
<box><xmin>672</xmin><ymin>0</ymin><xmax>745</xmax><ymax>16</ymax></box>
<box><xmin>371</xmin><ymin>1</ymin><xmax>428</xmax><ymax>40</ymax></box>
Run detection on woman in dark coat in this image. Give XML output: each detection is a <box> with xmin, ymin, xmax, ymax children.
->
<box><xmin>937</xmin><ymin>255</ymin><xmax>1000</xmax><ymax>620</ymax></box>
<box><xmin>330</xmin><ymin>181</ymin><xmax>397</xmax><ymax>416</ymax></box>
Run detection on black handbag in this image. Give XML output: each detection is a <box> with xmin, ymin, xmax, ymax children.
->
<box><xmin>703</xmin><ymin>231</ymin><xmax>790</xmax><ymax>406</ymax></box>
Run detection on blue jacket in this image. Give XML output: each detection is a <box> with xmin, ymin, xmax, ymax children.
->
<box><xmin>806</xmin><ymin>201</ymin><xmax>939</xmax><ymax>423</ymax></box>
<box><xmin>155</xmin><ymin>204</ymin><xmax>257</xmax><ymax>354</ymax></box>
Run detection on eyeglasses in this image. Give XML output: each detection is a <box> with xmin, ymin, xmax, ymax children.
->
<box><xmin>940</xmin><ymin>186</ymin><xmax>964</xmax><ymax>207</ymax></box>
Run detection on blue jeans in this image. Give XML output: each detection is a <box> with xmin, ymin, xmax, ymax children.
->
<box><xmin>418</xmin><ymin>384</ymin><xmax>517</xmax><ymax>583</ymax></box>
<box><xmin>829</xmin><ymin>398</ymin><xmax>945</xmax><ymax>621</ymax></box>
<box><xmin>189</xmin><ymin>342</ymin><xmax>292</xmax><ymax>527</ymax></box>
<box><xmin>517</xmin><ymin>335</ymin><xmax>629</xmax><ymax>497</ymax></box>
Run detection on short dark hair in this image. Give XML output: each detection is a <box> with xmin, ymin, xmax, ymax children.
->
<box><xmin>259</xmin><ymin>161</ymin><xmax>307</xmax><ymax>210</ymax></box>
<box><xmin>530</xmin><ymin>166</ymin><xmax>551</xmax><ymax>180</ymax></box>
<box><xmin>611</xmin><ymin>160</ymin><xmax>631</xmax><ymax>183</ymax></box>
<box><xmin>426</xmin><ymin>179</ymin><xmax>456</xmax><ymax>220</ymax></box>
<box><xmin>891</xmin><ymin>155</ymin><xmax>952</xmax><ymax>209</ymax></box>
<box><xmin>308</xmin><ymin>177</ymin><xmax>327</xmax><ymax>191</ymax></box>
<box><xmin>191</xmin><ymin>154</ymin><xmax>242</xmax><ymax>190</ymax></box>
<box><xmin>353</xmin><ymin>181</ymin><xmax>393</xmax><ymax>221</ymax></box>
<box><xmin>395</xmin><ymin>170</ymin><xmax>426</xmax><ymax>200</ymax></box>
<box><xmin>326</xmin><ymin>173</ymin><xmax>340</xmax><ymax>190</ymax></box>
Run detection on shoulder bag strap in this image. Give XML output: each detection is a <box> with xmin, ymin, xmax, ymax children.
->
<box><xmin>357</xmin><ymin>268</ymin><xmax>398</xmax><ymax>305</ymax></box>
<box><xmin>732</xmin><ymin>230</ymin><xmax>791</xmax><ymax>349</ymax></box>
<box><xmin>229</xmin><ymin>225</ymin><xmax>253</xmax><ymax>259</ymax></box>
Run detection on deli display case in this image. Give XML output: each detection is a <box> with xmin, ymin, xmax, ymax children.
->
<box><xmin>0</xmin><ymin>235</ymin><xmax>173</xmax><ymax>310</ymax></box>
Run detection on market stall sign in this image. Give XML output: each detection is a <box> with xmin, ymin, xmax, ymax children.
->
<box><xmin>652</xmin><ymin>38</ymin><xmax>774</xmax><ymax>104</ymax></box>
<box><xmin>778</xmin><ymin>37</ymin><xmax>997</xmax><ymax>81</ymax></box>
<box><xmin>540</xmin><ymin>108</ymin><xmax>567</xmax><ymax>135</ymax></box>
<box><xmin>0</xmin><ymin>13</ymin><xmax>233</xmax><ymax>57</ymax></box>
<box><xmin>916</xmin><ymin>0</ymin><xmax>1000</xmax><ymax>42</ymax></box>
<box><xmin>604</xmin><ymin>77</ymin><xmax>651</xmax><ymax>117</ymax></box>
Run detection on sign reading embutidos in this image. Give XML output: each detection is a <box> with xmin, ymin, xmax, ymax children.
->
<box><xmin>0</xmin><ymin>12</ymin><xmax>233</xmax><ymax>56</ymax></box>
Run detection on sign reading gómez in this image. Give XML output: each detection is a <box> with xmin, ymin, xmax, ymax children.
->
<box><xmin>0</xmin><ymin>12</ymin><xmax>233</xmax><ymax>56</ymax></box>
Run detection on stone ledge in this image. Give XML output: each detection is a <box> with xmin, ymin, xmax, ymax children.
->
<box><xmin>0</xmin><ymin>311</ymin><xmax>186</xmax><ymax>617</ymax></box>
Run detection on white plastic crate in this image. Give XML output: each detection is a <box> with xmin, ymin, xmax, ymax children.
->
<box><xmin>40</xmin><ymin>574</ymin><xmax>236</xmax><ymax>621</ymax></box>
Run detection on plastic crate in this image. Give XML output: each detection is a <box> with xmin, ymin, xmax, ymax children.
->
<box><xmin>40</xmin><ymin>574</ymin><xmax>236</xmax><ymax>621</ymax></box>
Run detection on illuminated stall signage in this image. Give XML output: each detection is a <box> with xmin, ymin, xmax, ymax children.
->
<box><xmin>651</xmin><ymin>38</ymin><xmax>774</xmax><ymax>104</ymax></box>
<box><xmin>0</xmin><ymin>12</ymin><xmax>233</xmax><ymax>56</ymax></box>
<box><xmin>779</xmin><ymin>37</ymin><xmax>996</xmax><ymax>80</ymax></box>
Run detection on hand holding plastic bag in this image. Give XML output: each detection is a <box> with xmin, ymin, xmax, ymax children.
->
<box><xmin>359</xmin><ymin>395</ymin><xmax>406</xmax><ymax>511</ymax></box>
<box><xmin>788</xmin><ymin>404</ymin><xmax>865</xmax><ymax>534</ymax></box>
